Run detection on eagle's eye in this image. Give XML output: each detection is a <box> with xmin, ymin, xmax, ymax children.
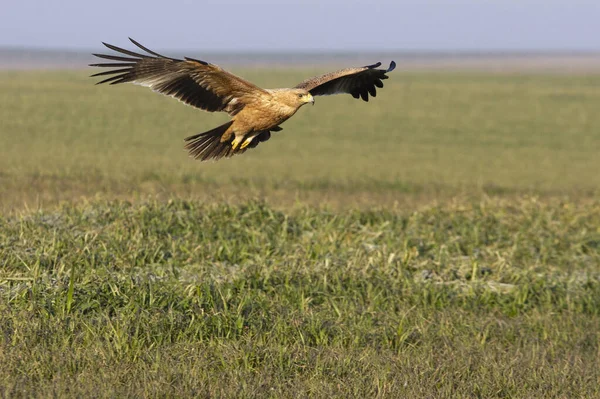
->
<box><xmin>297</xmin><ymin>93</ymin><xmax>303</xmax><ymax>98</ymax></box>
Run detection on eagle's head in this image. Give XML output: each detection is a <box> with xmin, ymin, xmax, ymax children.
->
<box><xmin>281</xmin><ymin>89</ymin><xmax>315</xmax><ymax>108</ymax></box>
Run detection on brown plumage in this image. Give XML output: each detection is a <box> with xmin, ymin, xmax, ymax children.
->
<box><xmin>91</xmin><ymin>38</ymin><xmax>396</xmax><ymax>161</ymax></box>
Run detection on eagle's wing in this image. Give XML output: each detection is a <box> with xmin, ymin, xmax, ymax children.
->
<box><xmin>90</xmin><ymin>38</ymin><xmax>267</xmax><ymax>116</ymax></box>
<box><xmin>294</xmin><ymin>61</ymin><xmax>396</xmax><ymax>102</ymax></box>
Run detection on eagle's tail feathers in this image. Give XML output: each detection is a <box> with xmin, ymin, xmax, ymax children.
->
<box><xmin>184</xmin><ymin>121</ymin><xmax>241</xmax><ymax>161</ymax></box>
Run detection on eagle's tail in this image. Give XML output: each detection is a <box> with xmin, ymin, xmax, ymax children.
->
<box><xmin>184</xmin><ymin>121</ymin><xmax>239</xmax><ymax>161</ymax></box>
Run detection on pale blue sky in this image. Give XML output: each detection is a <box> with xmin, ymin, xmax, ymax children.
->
<box><xmin>2</xmin><ymin>0</ymin><xmax>599</xmax><ymax>51</ymax></box>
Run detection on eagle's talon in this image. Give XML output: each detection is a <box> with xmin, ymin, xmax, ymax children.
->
<box><xmin>240</xmin><ymin>138</ymin><xmax>253</xmax><ymax>149</ymax></box>
<box><xmin>231</xmin><ymin>138</ymin><xmax>242</xmax><ymax>150</ymax></box>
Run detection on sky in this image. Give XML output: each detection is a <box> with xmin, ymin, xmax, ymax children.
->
<box><xmin>1</xmin><ymin>0</ymin><xmax>599</xmax><ymax>52</ymax></box>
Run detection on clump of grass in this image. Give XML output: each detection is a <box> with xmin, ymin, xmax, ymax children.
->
<box><xmin>1</xmin><ymin>198</ymin><xmax>599</xmax><ymax>397</ymax></box>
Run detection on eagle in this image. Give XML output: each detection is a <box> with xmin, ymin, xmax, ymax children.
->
<box><xmin>90</xmin><ymin>38</ymin><xmax>396</xmax><ymax>161</ymax></box>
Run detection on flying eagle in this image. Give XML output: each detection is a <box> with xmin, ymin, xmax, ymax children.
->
<box><xmin>90</xmin><ymin>38</ymin><xmax>396</xmax><ymax>161</ymax></box>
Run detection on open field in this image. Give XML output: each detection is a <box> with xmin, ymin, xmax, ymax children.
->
<box><xmin>1</xmin><ymin>69</ymin><xmax>600</xmax><ymax>211</ymax></box>
<box><xmin>1</xmin><ymin>69</ymin><xmax>600</xmax><ymax>397</ymax></box>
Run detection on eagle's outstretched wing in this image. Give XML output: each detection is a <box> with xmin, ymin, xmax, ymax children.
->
<box><xmin>294</xmin><ymin>61</ymin><xmax>396</xmax><ymax>102</ymax></box>
<box><xmin>90</xmin><ymin>38</ymin><xmax>267</xmax><ymax>116</ymax></box>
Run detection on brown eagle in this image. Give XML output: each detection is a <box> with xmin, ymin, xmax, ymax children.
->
<box><xmin>91</xmin><ymin>38</ymin><xmax>396</xmax><ymax>161</ymax></box>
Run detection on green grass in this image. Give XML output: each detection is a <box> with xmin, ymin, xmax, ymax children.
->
<box><xmin>1</xmin><ymin>69</ymin><xmax>600</xmax><ymax>397</ymax></box>
<box><xmin>2</xmin><ymin>199</ymin><xmax>600</xmax><ymax>397</ymax></box>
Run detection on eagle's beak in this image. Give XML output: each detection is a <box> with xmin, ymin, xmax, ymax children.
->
<box><xmin>308</xmin><ymin>94</ymin><xmax>315</xmax><ymax>105</ymax></box>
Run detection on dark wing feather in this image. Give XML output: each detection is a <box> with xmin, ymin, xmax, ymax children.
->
<box><xmin>294</xmin><ymin>61</ymin><xmax>396</xmax><ymax>102</ymax></box>
<box><xmin>90</xmin><ymin>38</ymin><xmax>267</xmax><ymax>115</ymax></box>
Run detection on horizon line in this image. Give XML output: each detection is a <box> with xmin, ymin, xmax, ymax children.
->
<box><xmin>1</xmin><ymin>45</ymin><xmax>600</xmax><ymax>56</ymax></box>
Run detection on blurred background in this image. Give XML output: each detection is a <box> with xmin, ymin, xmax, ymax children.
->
<box><xmin>2</xmin><ymin>0</ymin><xmax>600</xmax><ymax>68</ymax></box>
<box><xmin>1</xmin><ymin>0</ymin><xmax>599</xmax><ymax>211</ymax></box>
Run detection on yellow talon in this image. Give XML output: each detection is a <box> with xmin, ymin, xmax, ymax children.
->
<box><xmin>240</xmin><ymin>137</ymin><xmax>254</xmax><ymax>149</ymax></box>
<box><xmin>231</xmin><ymin>137</ymin><xmax>242</xmax><ymax>150</ymax></box>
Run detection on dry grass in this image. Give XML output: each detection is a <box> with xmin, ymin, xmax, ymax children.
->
<box><xmin>1</xmin><ymin>70</ymin><xmax>599</xmax><ymax>212</ymax></box>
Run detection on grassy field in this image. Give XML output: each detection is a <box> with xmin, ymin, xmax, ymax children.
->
<box><xmin>1</xmin><ymin>68</ymin><xmax>600</xmax><ymax>397</ymax></box>
<box><xmin>1</xmin><ymin>70</ymin><xmax>600</xmax><ymax>210</ymax></box>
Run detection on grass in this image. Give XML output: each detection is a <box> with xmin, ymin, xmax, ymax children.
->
<box><xmin>1</xmin><ymin>68</ymin><xmax>600</xmax><ymax>397</ymax></box>
<box><xmin>1</xmin><ymin>70</ymin><xmax>600</xmax><ymax>210</ymax></box>
<box><xmin>2</xmin><ymin>199</ymin><xmax>600</xmax><ymax>397</ymax></box>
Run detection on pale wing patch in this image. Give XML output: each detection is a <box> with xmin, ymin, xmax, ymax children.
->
<box><xmin>294</xmin><ymin>61</ymin><xmax>396</xmax><ymax>101</ymax></box>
